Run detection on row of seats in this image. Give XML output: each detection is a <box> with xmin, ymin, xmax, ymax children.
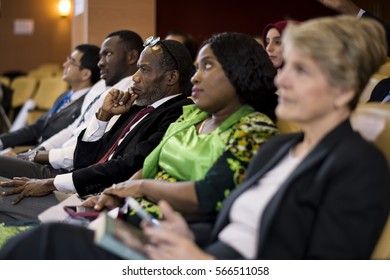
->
<box><xmin>10</xmin><ymin>75</ymin><xmax>68</xmax><ymax>111</ymax></box>
<box><xmin>27</xmin><ymin>63</ymin><xmax>64</xmax><ymax>81</ymax></box>
<box><xmin>0</xmin><ymin>62</ymin><xmax>64</xmax><ymax>107</ymax></box>
<box><xmin>0</xmin><ymin>63</ymin><xmax>63</xmax><ymax>86</ymax></box>
<box><xmin>0</xmin><ymin>76</ymin><xmax>11</xmax><ymax>87</ymax></box>
<box><xmin>0</xmin><ymin>75</ymin><xmax>69</xmax><ymax>131</ymax></box>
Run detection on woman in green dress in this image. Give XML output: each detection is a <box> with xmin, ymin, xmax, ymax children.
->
<box><xmin>85</xmin><ymin>32</ymin><xmax>278</xmax><ymax>221</ymax></box>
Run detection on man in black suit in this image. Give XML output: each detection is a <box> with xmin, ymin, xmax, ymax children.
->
<box><xmin>318</xmin><ymin>0</ymin><xmax>390</xmax><ymax>56</ymax></box>
<box><xmin>0</xmin><ymin>38</ymin><xmax>194</xmax><ymax>221</ymax></box>
<box><xmin>0</xmin><ymin>44</ymin><xmax>100</xmax><ymax>150</ymax></box>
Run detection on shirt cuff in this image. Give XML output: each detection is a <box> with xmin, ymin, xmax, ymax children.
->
<box><xmin>82</xmin><ymin>115</ymin><xmax>109</xmax><ymax>142</ymax></box>
<box><xmin>357</xmin><ymin>9</ymin><xmax>365</xmax><ymax>18</ymax></box>
<box><xmin>54</xmin><ymin>173</ymin><xmax>76</xmax><ymax>193</ymax></box>
<box><xmin>48</xmin><ymin>146</ymin><xmax>75</xmax><ymax>170</ymax></box>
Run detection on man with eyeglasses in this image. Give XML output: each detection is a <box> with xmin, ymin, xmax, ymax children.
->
<box><xmin>0</xmin><ymin>44</ymin><xmax>100</xmax><ymax>152</ymax></box>
<box><xmin>0</xmin><ymin>30</ymin><xmax>143</xmax><ymax>181</ymax></box>
<box><xmin>0</xmin><ymin>36</ymin><xmax>194</xmax><ymax>222</ymax></box>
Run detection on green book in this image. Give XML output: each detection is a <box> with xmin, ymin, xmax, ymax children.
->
<box><xmin>93</xmin><ymin>213</ymin><xmax>149</xmax><ymax>260</ymax></box>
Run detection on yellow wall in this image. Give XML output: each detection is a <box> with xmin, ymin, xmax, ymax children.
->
<box><xmin>73</xmin><ymin>0</ymin><xmax>155</xmax><ymax>48</ymax></box>
<box><xmin>0</xmin><ymin>0</ymin><xmax>71</xmax><ymax>73</ymax></box>
<box><xmin>0</xmin><ymin>0</ymin><xmax>387</xmax><ymax>75</ymax></box>
<box><xmin>0</xmin><ymin>0</ymin><xmax>156</xmax><ymax>74</ymax></box>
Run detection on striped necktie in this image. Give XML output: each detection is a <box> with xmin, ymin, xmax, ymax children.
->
<box><xmin>94</xmin><ymin>106</ymin><xmax>154</xmax><ymax>164</ymax></box>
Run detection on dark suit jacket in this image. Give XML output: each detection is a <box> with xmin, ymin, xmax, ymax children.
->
<box><xmin>363</xmin><ymin>12</ymin><xmax>390</xmax><ymax>57</ymax></box>
<box><xmin>209</xmin><ymin>120</ymin><xmax>390</xmax><ymax>259</ymax></box>
<box><xmin>0</xmin><ymin>90</ymin><xmax>86</xmax><ymax>148</ymax></box>
<box><xmin>72</xmin><ymin>94</ymin><xmax>193</xmax><ymax>196</ymax></box>
<box><xmin>0</xmin><ymin>84</ymin><xmax>13</xmax><ymax>116</ymax></box>
<box><xmin>368</xmin><ymin>77</ymin><xmax>390</xmax><ymax>102</ymax></box>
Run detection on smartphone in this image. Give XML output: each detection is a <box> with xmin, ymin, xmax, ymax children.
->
<box><xmin>126</xmin><ymin>197</ymin><xmax>160</xmax><ymax>228</ymax></box>
<box><xmin>64</xmin><ymin>205</ymin><xmax>101</xmax><ymax>220</ymax></box>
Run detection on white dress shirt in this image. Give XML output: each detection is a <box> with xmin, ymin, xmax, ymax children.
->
<box><xmin>68</xmin><ymin>87</ymin><xmax>91</xmax><ymax>104</ymax></box>
<box><xmin>39</xmin><ymin>79</ymin><xmax>108</xmax><ymax>151</ymax></box>
<box><xmin>218</xmin><ymin>150</ymin><xmax>303</xmax><ymax>259</ymax></box>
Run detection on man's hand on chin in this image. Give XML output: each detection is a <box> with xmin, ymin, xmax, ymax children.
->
<box><xmin>0</xmin><ymin>177</ymin><xmax>56</xmax><ymax>204</ymax></box>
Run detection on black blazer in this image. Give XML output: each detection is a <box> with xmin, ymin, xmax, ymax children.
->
<box><xmin>209</xmin><ymin>120</ymin><xmax>390</xmax><ymax>259</ymax></box>
<box><xmin>363</xmin><ymin>12</ymin><xmax>390</xmax><ymax>57</ymax></box>
<box><xmin>368</xmin><ymin>77</ymin><xmax>390</xmax><ymax>102</ymax></box>
<box><xmin>0</xmin><ymin>90</ymin><xmax>86</xmax><ymax>148</ymax></box>
<box><xmin>72</xmin><ymin>94</ymin><xmax>193</xmax><ymax>196</ymax></box>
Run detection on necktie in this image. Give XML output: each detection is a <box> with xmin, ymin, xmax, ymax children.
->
<box><xmin>95</xmin><ymin>106</ymin><xmax>154</xmax><ymax>164</ymax></box>
<box><xmin>77</xmin><ymin>91</ymin><xmax>104</xmax><ymax>127</ymax></box>
<box><xmin>49</xmin><ymin>91</ymin><xmax>72</xmax><ymax>117</ymax></box>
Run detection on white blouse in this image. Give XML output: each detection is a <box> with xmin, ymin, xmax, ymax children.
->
<box><xmin>218</xmin><ymin>150</ymin><xmax>304</xmax><ymax>259</ymax></box>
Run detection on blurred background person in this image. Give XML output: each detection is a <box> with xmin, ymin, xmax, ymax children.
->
<box><xmin>253</xmin><ymin>34</ymin><xmax>265</xmax><ymax>48</ymax></box>
<box><xmin>165</xmin><ymin>30</ymin><xmax>199</xmax><ymax>62</ymax></box>
<box><xmin>262</xmin><ymin>20</ymin><xmax>289</xmax><ymax>70</ymax></box>
<box><xmin>0</xmin><ymin>44</ymin><xmax>100</xmax><ymax>151</ymax></box>
<box><xmin>165</xmin><ymin>30</ymin><xmax>199</xmax><ymax>96</ymax></box>
<box><xmin>317</xmin><ymin>0</ymin><xmax>390</xmax><ymax>56</ymax></box>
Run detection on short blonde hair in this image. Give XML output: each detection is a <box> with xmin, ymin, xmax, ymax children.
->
<box><xmin>282</xmin><ymin>15</ymin><xmax>387</xmax><ymax>110</ymax></box>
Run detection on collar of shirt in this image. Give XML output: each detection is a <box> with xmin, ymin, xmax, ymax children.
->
<box><xmin>70</xmin><ymin>87</ymin><xmax>91</xmax><ymax>102</ymax></box>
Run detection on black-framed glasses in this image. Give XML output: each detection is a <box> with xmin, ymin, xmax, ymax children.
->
<box><xmin>143</xmin><ymin>36</ymin><xmax>178</xmax><ymax>70</ymax></box>
<box><xmin>66</xmin><ymin>55</ymin><xmax>82</xmax><ymax>68</ymax></box>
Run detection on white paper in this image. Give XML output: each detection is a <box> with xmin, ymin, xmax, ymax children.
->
<box><xmin>38</xmin><ymin>193</ymin><xmax>82</xmax><ymax>223</ymax></box>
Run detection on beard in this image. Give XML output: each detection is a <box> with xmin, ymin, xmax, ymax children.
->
<box><xmin>135</xmin><ymin>86</ymin><xmax>167</xmax><ymax>107</ymax></box>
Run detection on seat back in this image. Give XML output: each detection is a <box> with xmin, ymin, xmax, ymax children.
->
<box><xmin>32</xmin><ymin>77</ymin><xmax>69</xmax><ymax>111</ymax></box>
<box><xmin>10</xmin><ymin>76</ymin><xmax>38</xmax><ymax>107</ymax></box>
<box><xmin>350</xmin><ymin>103</ymin><xmax>390</xmax><ymax>259</ymax></box>
<box><xmin>27</xmin><ymin>68</ymin><xmax>55</xmax><ymax>82</ymax></box>
<box><xmin>0</xmin><ymin>75</ymin><xmax>11</xmax><ymax>87</ymax></box>
<box><xmin>371</xmin><ymin>216</ymin><xmax>390</xmax><ymax>259</ymax></box>
<box><xmin>37</xmin><ymin>62</ymin><xmax>62</xmax><ymax>71</ymax></box>
<box><xmin>377</xmin><ymin>62</ymin><xmax>390</xmax><ymax>77</ymax></box>
<box><xmin>351</xmin><ymin>103</ymin><xmax>390</xmax><ymax>167</ymax></box>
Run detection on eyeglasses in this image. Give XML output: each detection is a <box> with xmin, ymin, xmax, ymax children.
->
<box><xmin>143</xmin><ymin>36</ymin><xmax>178</xmax><ymax>70</ymax></box>
<box><xmin>66</xmin><ymin>55</ymin><xmax>82</xmax><ymax>67</ymax></box>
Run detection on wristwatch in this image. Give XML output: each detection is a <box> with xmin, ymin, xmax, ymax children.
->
<box><xmin>28</xmin><ymin>150</ymin><xmax>38</xmax><ymax>162</ymax></box>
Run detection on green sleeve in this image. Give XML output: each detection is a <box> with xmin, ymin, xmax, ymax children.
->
<box><xmin>195</xmin><ymin>114</ymin><xmax>278</xmax><ymax>214</ymax></box>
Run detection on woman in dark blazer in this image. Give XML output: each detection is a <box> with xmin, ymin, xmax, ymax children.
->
<box><xmin>142</xmin><ymin>15</ymin><xmax>390</xmax><ymax>260</ymax></box>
